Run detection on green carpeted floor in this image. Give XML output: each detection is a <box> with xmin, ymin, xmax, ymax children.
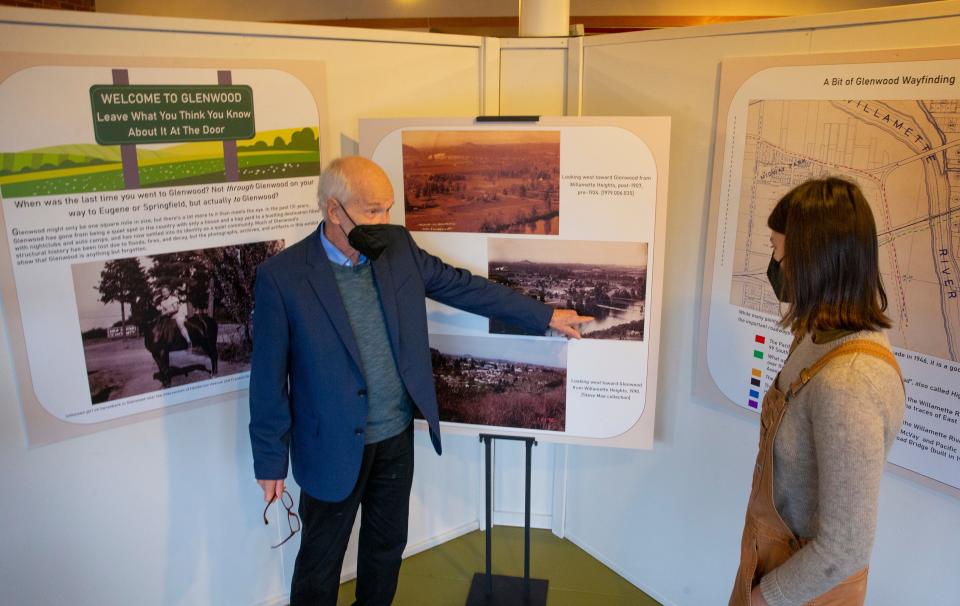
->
<box><xmin>336</xmin><ymin>526</ymin><xmax>661</xmax><ymax>605</ymax></box>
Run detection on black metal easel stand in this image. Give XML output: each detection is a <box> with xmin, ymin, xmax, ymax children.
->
<box><xmin>465</xmin><ymin>434</ymin><xmax>548</xmax><ymax>606</ymax></box>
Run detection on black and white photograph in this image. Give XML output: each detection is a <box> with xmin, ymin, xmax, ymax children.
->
<box><xmin>428</xmin><ymin>334</ymin><xmax>567</xmax><ymax>432</ymax></box>
<box><xmin>488</xmin><ymin>238</ymin><xmax>648</xmax><ymax>341</ymax></box>
<box><xmin>71</xmin><ymin>239</ymin><xmax>284</xmax><ymax>402</ymax></box>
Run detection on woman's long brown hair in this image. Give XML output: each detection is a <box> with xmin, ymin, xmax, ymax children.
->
<box><xmin>767</xmin><ymin>178</ymin><xmax>891</xmax><ymax>336</ymax></box>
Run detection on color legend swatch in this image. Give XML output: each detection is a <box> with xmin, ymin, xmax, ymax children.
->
<box><xmin>748</xmin><ymin>336</ymin><xmax>765</xmax><ymax>409</ymax></box>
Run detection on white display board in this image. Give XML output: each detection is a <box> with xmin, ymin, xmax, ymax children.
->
<box><xmin>0</xmin><ymin>53</ymin><xmax>327</xmax><ymax>444</ymax></box>
<box><xmin>698</xmin><ymin>47</ymin><xmax>960</xmax><ymax>494</ymax></box>
<box><xmin>361</xmin><ymin>117</ymin><xmax>670</xmax><ymax>449</ymax></box>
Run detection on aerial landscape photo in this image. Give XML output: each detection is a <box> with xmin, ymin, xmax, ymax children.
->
<box><xmin>401</xmin><ymin>129</ymin><xmax>560</xmax><ymax>234</ymax></box>
<box><xmin>488</xmin><ymin>238</ymin><xmax>648</xmax><ymax>341</ymax></box>
<box><xmin>428</xmin><ymin>334</ymin><xmax>567</xmax><ymax>431</ymax></box>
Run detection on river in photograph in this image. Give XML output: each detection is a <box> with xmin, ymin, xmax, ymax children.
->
<box><xmin>584</xmin><ymin>300</ymin><xmax>644</xmax><ymax>332</ymax></box>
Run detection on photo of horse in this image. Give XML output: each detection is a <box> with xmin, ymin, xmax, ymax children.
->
<box><xmin>71</xmin><ymin>239</ymin><xmax>283</xmax><ymax>403</ymax></box>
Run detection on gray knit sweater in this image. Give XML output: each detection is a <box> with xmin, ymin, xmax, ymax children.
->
<box><xmin>330</xmin><ymin>262</ymin><xmax>412</xmax><ymax>445</ymax></box>
<box><xmin>759</xmin><ymin>330</ymin><xmax>905</xmax><ymax>606</ymax></box>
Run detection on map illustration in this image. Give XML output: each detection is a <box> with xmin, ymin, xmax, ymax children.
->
<box><xmin>730</xmin><ymin>99</ymin><xmax>960</xmax><ymax>361</ymax></box>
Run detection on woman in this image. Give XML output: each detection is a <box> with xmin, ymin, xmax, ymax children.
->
<box><xmin>730</xmin><ymin>178</ymin><xmax>905</xmax><ymax>606</ymax></box>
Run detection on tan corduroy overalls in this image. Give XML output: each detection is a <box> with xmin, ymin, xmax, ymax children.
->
<box><xmin>729</xmin><ymin>339</ymin><xmax>901</xmax><ymax>606</ymax></box>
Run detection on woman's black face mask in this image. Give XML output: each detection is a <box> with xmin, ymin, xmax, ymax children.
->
<box><xmin>335</xmin><ymin>204</ymin><xmax>391</xmax><ymax>260</ymax></box>
<box><xmin>766</xmin><ymin>255</ymin><xmax>789</xmax><ymax>302</ymax></box>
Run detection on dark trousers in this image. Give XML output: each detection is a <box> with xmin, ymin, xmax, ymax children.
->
<box><xmin>290</xmin><ymin>424</ymin><xmax>414</xmax><ymax>606</ymax></box>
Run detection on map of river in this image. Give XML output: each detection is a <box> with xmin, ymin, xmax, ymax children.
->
<box><xmin>730</xmin><ymin>99</ymin><xmax>960</xmax><ymax>361</ymax></box>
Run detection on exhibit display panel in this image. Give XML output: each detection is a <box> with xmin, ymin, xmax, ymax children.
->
<box><xmin>699</xmin><ymin>47</ymin><xmax>960</xmax><ymax>493</ymax></box>
<box><xmin>0</xmin><ymin>53</ymin><xmax>329</xmax><ymax>445</ymax></box>
<box><xmin>362</xmin><ymin>117</ymin><xmax>670</xmax><ymax>448</ymax></box>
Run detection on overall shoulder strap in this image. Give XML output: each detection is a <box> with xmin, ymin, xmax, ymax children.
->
<box><xmin>786</xmin><ymin>339</ymin><xmax>902</xmax><ymax>399</ymax></box>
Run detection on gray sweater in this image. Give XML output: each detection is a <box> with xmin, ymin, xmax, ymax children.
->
<box><xmin>759</xmin><ymin>330</ymin><xmax>905</xmax><ymax>606</ymax></box>
<box><xmin>330</xmin><ymin>262</ymin><xmax>412</xmax><ymax>445</ymax></box>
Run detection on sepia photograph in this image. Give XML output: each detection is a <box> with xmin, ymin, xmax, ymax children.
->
<box><xmin>72</xmin><ymin>239</ymin><xmax>284</xmax><ymax>403</ymax></box>
<box><xmin>428</xmin><ymin>334</ymin><xmax>567</xmax><ymax>432</ymax></box>
<box><xmin>488</xmin><ymin>238</ymin><xmax>648</xmax><ymax>341</ymax></box>
<box><xmin>401</xmin><ymin>129</ymin><xmax>560</xmax><ymax>234</ymax></box>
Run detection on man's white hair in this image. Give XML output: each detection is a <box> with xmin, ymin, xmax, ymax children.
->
<box><xmin>317</xmin><ymin>157</ymin><xmax>354</xmax><ymax>218</ymax></box>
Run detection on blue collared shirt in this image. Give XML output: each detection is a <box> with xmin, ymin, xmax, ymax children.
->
<box><xmin>318</xmin><ymin>221</ymin><xmax>367</xmax><ymax>267</ymax></box>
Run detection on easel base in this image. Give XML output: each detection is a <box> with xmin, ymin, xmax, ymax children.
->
<box><xmin>465</xmin><ymin>573</ymin><xmax>549</xmax><ymax>605</ymax></box>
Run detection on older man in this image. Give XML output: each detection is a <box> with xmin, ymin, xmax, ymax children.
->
<box><xmin>249</xmin><ymin>156</ymin><xmax>589</xmax><ymax>605</ymax></box>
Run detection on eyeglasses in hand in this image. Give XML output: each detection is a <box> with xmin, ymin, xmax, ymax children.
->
<box><xmin>263</xmin><ymin>489</ymin><xmax>301</xmax><ymax>549</ymax></box>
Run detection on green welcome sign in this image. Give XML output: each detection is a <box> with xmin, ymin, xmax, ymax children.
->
<box><xmin>90</xmin><ymin>84</ymin><xmax>256</xmax><ymax>145</ymax></box>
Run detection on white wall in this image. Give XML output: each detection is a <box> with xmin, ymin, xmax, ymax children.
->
<box><xmin>564</xmin><ymin>2</ymin><xmax>960</xmax><ymax>605</ymax></box>
<box><xmin>0</xmin><ymin>9</ymin><xmax>506</xmax><ymax>606</ymax></box>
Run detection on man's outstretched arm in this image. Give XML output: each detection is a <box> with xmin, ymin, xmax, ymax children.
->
<box><xmin>406</xmin><ymin>232</ymin><xmax>593</xmax><ymax>336</ymax></box>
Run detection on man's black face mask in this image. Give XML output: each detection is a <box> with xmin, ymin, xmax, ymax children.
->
<box><xmin>766</xmin><ymin>255</ymin><xmax>789</xmax><ymax>302</ymax></box>
<box><xmin>335</xmin><ymin>204</ymin><xmax>391</xmax><ymax>261</ymax></box>
<box><xmin>347</xmin><ymin>224</ymin><xmax>391</xmax><ymax>260</ymax></box>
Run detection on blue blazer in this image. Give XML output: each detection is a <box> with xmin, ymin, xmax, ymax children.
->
<box><xmin>248</xmin><ymin>226</ymin><xmax>553</xmax><ymax>502</ymax></box>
